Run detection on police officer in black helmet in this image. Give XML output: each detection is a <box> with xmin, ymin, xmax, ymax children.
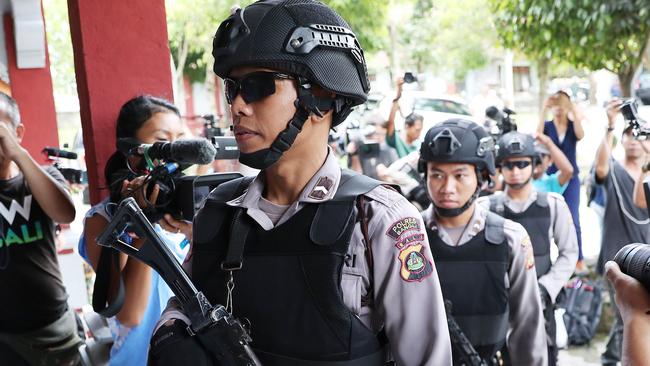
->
<box><xmin>479</xmin><ymin>131</ymin><xmax>578</xmax><ymax>366</ymax></box>
<box><xmin>149</xmin><ymin>1</ymin><xmax>452</xmax><ymax>365</ymax></box>
<box><xmin>419</xmin><ymin>119</ymin><xmax>547</xmax><ymax>365</ymax></box>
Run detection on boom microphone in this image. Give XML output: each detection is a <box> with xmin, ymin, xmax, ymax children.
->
<box><xmin>43</xmin><ymin>147</ymin><xmax>78</xmax><ymax>160</ymax></box>
<box><xmin>118</xmin><ymin>138</ymin><xmax>217</xmax><ymax>165</ymax></box>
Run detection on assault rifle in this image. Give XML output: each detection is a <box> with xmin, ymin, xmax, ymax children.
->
<box><xmin>445</xmin><ymin>300</ymin><xmax>489</xmax><ymax>366</ymax></box>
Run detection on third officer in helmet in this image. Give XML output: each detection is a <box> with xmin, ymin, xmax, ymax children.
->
<box><xmin>419</xmin><ymin>119</ymin><xmax>547</xmax><ymax>365</ymax></box>
<box><xmin>149</xmin><ymin>1</ymin><xmax>452</xmax><ymax>365</ymax></box>
<box><xmin>480</xmin><ymin>131</ymin><xmax>578</xmax><ymax>366</ymax></box>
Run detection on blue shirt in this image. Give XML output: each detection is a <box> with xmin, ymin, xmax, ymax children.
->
<box><xmin>533</xmin><ymin>172</ymin><xmax>568</xmax><ymax>194</ymax></box>
<box><xmin>78</xmin><ymin>199</ymin><xmax>188</xmax><ymax>366</ymax></box>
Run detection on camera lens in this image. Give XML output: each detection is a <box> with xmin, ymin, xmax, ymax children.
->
<box><xmin>613</xmin><ymin>243</ymin><xmax>650</xmax><ymax>290</ymax></box>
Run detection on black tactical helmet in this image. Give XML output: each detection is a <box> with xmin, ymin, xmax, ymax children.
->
<box><xmin>419</xmin><ymin>119</ymin><xmax>497</xmax><ymax>177</ymax></box>
<box><xmin>496</xmin><ymin>131</ymin><xmax>537</xmax><ymax>166</ymax></box>
<box><xmin>212</xmin><ymin>0</ymin><xmax>369</xmax><ymax>126</ymax></box>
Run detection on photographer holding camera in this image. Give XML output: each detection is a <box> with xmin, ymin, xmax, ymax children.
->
<box><xmin>79</xmin><ymin>95</ymin><xmax>191</xmax><ymax>366</ymax></box>
<box><xmin>539</xmin><ymin>91</ymin><xmax>587</xmax><ymax>271</ymax></box>
<box><xmin>386</xmin><ymin>76</ymin><xmax>424</xmax><ymax>158</ymax></box>
<box><xmin>592</xmin><ymin>99</ymin><xmax>650</xmax><ymax>366</ymax></box>
<box><xmin>0</xmin><ymin>92</ymin><xmax>82</xmax><ymax>365</ymax></box>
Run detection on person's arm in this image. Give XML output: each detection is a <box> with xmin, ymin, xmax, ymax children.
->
<box><xmin>633</xmin><ymin>171</ymin><xmax>649</xmax><ymax>209</ymax></box>
<box><xmin>0</xmin><ymin>124</ymin><xmax>75</xmax><ymax>223</ymax></box>
<box><xmin>346</xmin><ymin>141</ymin><xmax>362</xmax><ymax>173</ymax></box>
<box><xmin>538</xmin><ymin>197</ymin><xmax>578</xmax><ymax>302</ymax></box>
<box><xmin>570</xmin><ymin>103</ymin><xmax>586</xmax><ymax>141</ymax></box>
<box><xmin>386</xmin><ymin>77</ymin><xmax>404</xmax><ymax>140</ymax></box>
<box><xmin>605</xmin><ymin>261</ymin><xmax>650</xmax><ymax>366</ymax></box>
<box><xmin>632</xmin><ymin>142</ymin><xmax>650</xmax><ymax>209</ymax></box>
<box><xmin>537</xmin><ymin>96</ymin><xmax>553</xmax><ymax>135</ymax></box>
<box><xmin>505</xmin><ymin>223</ymin><xmax>548</xmax><ymax>366</ymax></box>
<box><xmin>595</xmin><ymin>100</ymin><xmax>622</xmax><ymax>183</ymax></box>
<box><xmin>536</xmin><ymin>133</ymin><xmax>573</xmax><ymax>185</ymax></box>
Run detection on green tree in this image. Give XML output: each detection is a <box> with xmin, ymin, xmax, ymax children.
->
<box><xmin>323</xmin><ymin>0</ymin><xmax>389</xmax><ymax>54</ymax></box>
<box><xmin>398</xmin><ymin>0</ymin><xmax>498</xmax><ymax>83</ymax></box>
<box><xmin>492</xmin><ymin>0</ymin><xmax>650</xmax><ymax>98</ymax></box>
<box><xmin>43</xmin><ymin>0</ymin><xmax>77</xmax><ymax>97</ymax></box>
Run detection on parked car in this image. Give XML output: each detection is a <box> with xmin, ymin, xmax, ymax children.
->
<box><xmin>398</xmin><ymin>92</ymin><xmax>478</xmax><ymax>132</ymax></box>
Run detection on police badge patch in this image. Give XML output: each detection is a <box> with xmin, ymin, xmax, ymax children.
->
<box><xmin>398</xmin><ymin>244</ymin><xmax>433</xmax><ymax>282</ymax></box>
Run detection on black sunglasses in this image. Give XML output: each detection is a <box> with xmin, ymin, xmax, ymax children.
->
<box><xmin>501</xmin><ymin>160</ymin><xmax>532</xmax><ymax>170</ymax></box>
<box><xmin>223</xmin><ymin>72</ymin><xmax>295</xmax><ymax>104</ymax></box>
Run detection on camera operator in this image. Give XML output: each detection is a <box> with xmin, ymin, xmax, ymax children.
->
<box><xmin>604</xmin><ymin>261</ymin><xmax>650</xmax><ymax>366</ymax></box>
<box><xmin>149</xmin><ymin>2</ymin><xmax>452</xmax><ymax>365</ymax></box>
<box><xmin>592</xmin><ymin>99</ymin><xmax>650</xmax><ymax>366</ymax></box>
<box><xmin>0</xmin><ymin>92</ymin><xmax>82</xmax><ymax>365</ymax></box>
<box><xmin>387</xmin><ymin>77</ymin><xmax>424</xmax><ymax>158</ymax></box>
<box><xmin>79</xmin><ymin>96</ymin><xmax>191</xmax><ymax>366</ymax></box>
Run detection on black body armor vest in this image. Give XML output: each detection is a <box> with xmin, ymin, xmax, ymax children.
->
<box><xmin>191</xmin><ymin>171</ymin><xmax>386</xmax><ymax>365</ymax></box>
<box><xmin>490</xmin><ymin>193</ymin><xmax>552</xmax><ymax>278</ymax></box>
<box><xmin>428</xmin><ymin>212</ymin><xmax>510</xmax><ymax>363</ymax></box>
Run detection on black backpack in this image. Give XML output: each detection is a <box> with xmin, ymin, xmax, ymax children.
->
<box><xmin>558</xmin><ymin>277</ymin><xmax>603</xmax><ymax>345</ymax></box>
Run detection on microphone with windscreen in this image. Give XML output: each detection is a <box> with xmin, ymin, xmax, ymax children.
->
<box><xmin>118</xmin><ymin>138</ymin><xmax>217</xmax><ymax>165</ymax></box>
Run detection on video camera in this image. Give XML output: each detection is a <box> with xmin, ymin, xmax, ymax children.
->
<box><xmin>116</xmin><ymin>137</ymin><xmax>240</xmax><ymax>222</ymax></box>
<box><xmin>42</xmin><ymin>146</ymin><xmax>86</xmax><ymax>185</ymax></box>
<box><xmin>620</xmin><ymin>99</ymin><xmax>650</xmax><ymax>140</ymax></box>
<box><xmin>485</xmin><ymin>106</ymin><xmax>517</xmax><ymax>137</ymax></box>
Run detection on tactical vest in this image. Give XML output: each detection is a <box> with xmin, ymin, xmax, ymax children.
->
<box><xmin>191</xmin><ymin>171</ymin><xmax>386</xmax><ymax>366</ymax></box>
<box><xmin>428</xmin><ymin>212</ymin><xmax>510</xmax><ymax>363</ymax></box>
<box><xmin>489</xmin><ymin>193</ymin><xmax>552</xmax><ymax>278</ymax></box>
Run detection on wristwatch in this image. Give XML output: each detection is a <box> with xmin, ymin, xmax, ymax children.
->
<box><xmin>606</xmin><ymin>126</ymin><xmax>615</xmax><ymax>132</ymax></box>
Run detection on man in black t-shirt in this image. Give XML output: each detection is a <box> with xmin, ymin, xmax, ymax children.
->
<box><xmin>593</xmin><ymin>100</ymin><xmax>650</xmax><ymax>366</ymax></box>
<box><xmin>0</xmin><ymin>92</ymin><xmax>81</xmax><ymax>365</ymax></box>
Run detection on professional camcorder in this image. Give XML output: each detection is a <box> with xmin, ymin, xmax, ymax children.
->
<box><xmin>485</xmin><ymin>106</ymin><xmax>517</xmax><ymax>138</ymax></box>
<box><xmin>43</xmin><ymin>146</ymin><xmax>86</xmax><ymax>184</ymax></box>
<box><xmin>115</xmin><ymin>137</ymin><xmax>240</xmax><ymax>222</ymax></box>
<box><xmin>620</xmin><ymin>99</ymin><xmax>650</xmax><ymax>141</ymax></box>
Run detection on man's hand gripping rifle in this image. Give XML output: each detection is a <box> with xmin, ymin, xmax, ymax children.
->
<box><xmin>97</xmin><ymin>197</ymin><xmax>260</xmax><ymax>365</ymax></box>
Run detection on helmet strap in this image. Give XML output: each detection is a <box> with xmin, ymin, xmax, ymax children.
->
<box><xmin>238</xmin><ymin>78</ymin><xmax>335</xmax><ymax>170</ymax></box>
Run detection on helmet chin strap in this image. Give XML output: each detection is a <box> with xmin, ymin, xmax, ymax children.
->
<box><xmin>433</xmin><ymin>186</ymin><xmax>480</xmax><ymax>218</ymax></box>
<box><xmin>504</xmin><ymin>170</ymin><xmax>534</xmax><ymax>190</ymax></box>
<box><xmin>238</xmin><ymin>78</ymin><xmax>335</xmax><ymax>170</ymax></box>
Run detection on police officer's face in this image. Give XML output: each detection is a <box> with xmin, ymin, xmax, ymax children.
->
<box><xmin>228</xmin><ymin>67</ymin><xmax>298</xmax><ymax>154</ymax></box>
<box><xmin>501</xmin><ymin>157</ymin><xmax>533</xmax><ymax>186</ymax></box>
<box><xmin>426</xmin><ymin>162</ymin><xmax>478</xmax><ymax>209</ymax></box>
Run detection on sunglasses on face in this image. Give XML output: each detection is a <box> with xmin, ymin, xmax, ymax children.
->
<box><xmin>223</xmin><ymin>71</ymin><xmax>295</xmax><ymax>104</ymax></box>
<box><xmin>501</xmin><ymin>160</ymin><xmax>532</xmax><ymax>171</ymax></box>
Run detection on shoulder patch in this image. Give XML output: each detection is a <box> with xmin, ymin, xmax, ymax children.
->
<box><xmin>386</xmin><ymin>217</ymin><xmax>420</xmax><ymax>240</ymax></box>
<box><xmin>398</xmin><ymin>243</ymin><xmax>433</xmax><ymax>282</ymax></box>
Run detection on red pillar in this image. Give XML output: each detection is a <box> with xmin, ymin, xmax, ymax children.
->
<box><xmin>68</xmin><ymin>0</ymin><xmax>173</xmax><ymax>204</ymax></box>
<box><xmin>4</xmin><ymin>14</ymin><xmax>59</xmax><ymax>163</ymax></box>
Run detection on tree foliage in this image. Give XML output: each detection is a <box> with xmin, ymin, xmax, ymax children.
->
<box><xmin>398</xmin><ymin>0</ymin><xmax>498</xmax><ymax>82</ymax></box>
<box><xmin>492</xmin><ymin>0</ymin><xmax>650</xmax><ymax>96</ymax></box>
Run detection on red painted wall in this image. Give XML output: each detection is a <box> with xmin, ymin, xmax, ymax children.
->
<box><xmin>68</xmin><ymin>0</ymin><xmax>173</xmax><ymax>204</ymax></box>
<box><xmin>4</xmin><ymin>14</ymin><xmax>59</xmax><ymax>164</ymax></box>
